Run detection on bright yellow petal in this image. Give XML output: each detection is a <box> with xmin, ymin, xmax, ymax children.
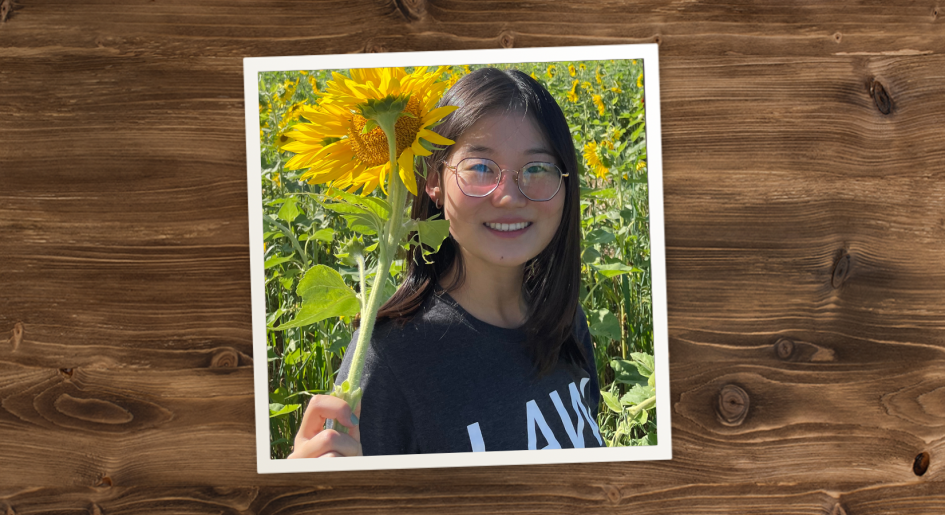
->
<box><xmin>398</xmin><ymin>149</ymin><xmax>418</xmax><ymax>195</ymax></box>
<box><xmin>423</xmin><ymin>105</ymin><xmax>459</xmax><ymax>125</ymax></box>
<box><xmin>417</xmin><ymin>129</ymin><xmax>454</xmax><ymax>146</ymax></box>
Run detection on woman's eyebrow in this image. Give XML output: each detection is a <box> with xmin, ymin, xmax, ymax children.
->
<box><xmin>462</xmin><ymin>144</ymin><xmax>555</xmax><ymax>156</ymax></box>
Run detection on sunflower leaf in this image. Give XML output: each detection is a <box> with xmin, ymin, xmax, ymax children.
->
<box><xmin>319</xmin><ymin>202</ymin><xmax>383</xmax><ymax>236</ymax></box>
<box><xmin>322</xmin><ymin>190</ymin><xmax>390</xmax><ymax>221</ymax></box>
<box><xmin>272</xmin><ymin>265</ymin><xmax>361</xmax><ymax>330</ymax></box>
<box><xmin>413</xmin><ymin>218</ymin><xmax>450</xmax><ymax>262</ymax></box>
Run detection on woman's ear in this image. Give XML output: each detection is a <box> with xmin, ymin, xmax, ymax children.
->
<box><xmin>425</xmin><ymin>168</ymin><xmax>441</xmax><ymax>205</ymax></box>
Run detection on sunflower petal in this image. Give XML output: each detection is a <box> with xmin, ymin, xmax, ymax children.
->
<box><xmin>417</xmin><ymin>129</ymin><xmax>454</xmax><ymax>146</ymax></box>
<box><xmin>422</xmin><ymin>105</ymin><xmax>459</xmax><ymax>126</ymax></box>
<box><xmin>398</xmin><ymin>149</ymin><xmax>418</xmax><ymax>196</ymax></box>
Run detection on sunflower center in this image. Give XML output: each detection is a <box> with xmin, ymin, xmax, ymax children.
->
<box><xmin>347</xmin><ymin>96</ymin><xmax>423</xmax><ymax>167</ymax></box>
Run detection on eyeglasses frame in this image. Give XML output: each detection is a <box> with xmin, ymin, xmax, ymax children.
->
<box><xmin>442</xmin><ymin>157</ymin><xmax>569</xmax><ymax>202</ymax></box>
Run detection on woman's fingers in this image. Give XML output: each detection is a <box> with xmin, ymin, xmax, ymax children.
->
<box><xmin>295</xmin><ymin>395</ymin><xmax>357</xmax><ymax>444</ymax></box>
<box><xmin>290</xmin><ymin>428</ymin><xmax>363</xmax><ymax>458</ymax></box>
<box><xmin>288</xmin><ymin>395</ymin><xmax>363</xmax><ymax>458</ymax></box>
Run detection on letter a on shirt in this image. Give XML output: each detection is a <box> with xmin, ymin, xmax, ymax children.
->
<box><xmin>525</xmin><ymin>400</ymin><xmax>561</xmax><ymax>450</ymax></box>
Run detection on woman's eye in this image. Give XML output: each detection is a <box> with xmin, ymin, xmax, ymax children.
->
<box><xmin>524</xmin><ymin>164</ymin><xmax>555</xmax><ymax>176</ymax></box>
<box><xmin>466</xmin><ymin>163</ymin><xmax>494</xmax><ymax>174</ymax></box>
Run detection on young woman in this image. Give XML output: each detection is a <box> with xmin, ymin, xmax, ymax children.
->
<box><xmin>288</xmin><ymin>67</ymin><xmax>602</xmax><ymax>458</ymax></box>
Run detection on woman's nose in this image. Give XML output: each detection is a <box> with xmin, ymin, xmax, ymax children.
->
<box><xmin>491</xmin><ymin>170</ymin><xmax>528</xmax><ymax>207</ymax></box>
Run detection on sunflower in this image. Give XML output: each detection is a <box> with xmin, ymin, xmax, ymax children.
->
<box><xmin>592</xmin><ymin>94</ymin><xmax>606</xmax><ymax>116</ymax></box>
<box><xmin>637</xmin><ymin>72</ymin><xmax>644</xmax><ymax>89</ymax></box>
<box><xmin>568</xmin><ymin>64</ymin><xmax>576</xmax><ymax>77</ymax></box>
<box><xmin>567</xmin><ymin>79</ymin><xmax>580</xmax><ymax>103</ymax></box>
<box><xmin>280</xmin><ymin>67</ymin><xmax>457</xmax><ymax>196</ymax></box>
<box><xmin>583</xmin><ymin>141</ymin><xmax>608</xmax><ymax>179</ymax></box>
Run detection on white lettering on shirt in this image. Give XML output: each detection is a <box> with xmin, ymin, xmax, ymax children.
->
<box><xmin>525</xmin><ymin>399</ymin><xmax>561</xmax><ymax>450</ymax></box>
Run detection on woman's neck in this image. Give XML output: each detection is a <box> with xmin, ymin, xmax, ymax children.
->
<box><xmin>440</xmin><ymin>260</ymin><xmax>527</xmax><ymax>329</ymax></box>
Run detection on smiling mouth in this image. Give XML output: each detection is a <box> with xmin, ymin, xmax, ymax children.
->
<box><xmin>485</xmin><ymin>222</ymin><xmax>532</xmax><ymax>232</ymax></box>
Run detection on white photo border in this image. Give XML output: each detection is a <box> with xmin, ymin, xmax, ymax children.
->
<box><xmin>244</xmin><ymin>44</ymin><xmax>669</xmax><ymax>474</ymax></box>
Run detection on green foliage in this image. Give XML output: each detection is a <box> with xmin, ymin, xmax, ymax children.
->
<box><xmin>259</xmin><ymin>59</ymin><xmax>654</xmax><ymax>457</ymax></box>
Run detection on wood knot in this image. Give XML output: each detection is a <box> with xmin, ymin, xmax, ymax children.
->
<box><xmin>600</xmin><ymin>484</ymin><xmax>621</xmax><ymax>504</ymax></box>
<box><xmin>914</xmin><ymin>451</ymin><xmax>930</xmax><ymax>476</ymax></box>
<box><xmin>393</xmin><ymin>0</ymin><xmax>426</xmax><ymax>21</ymax></box>
<box><xmin>59</xmin><ymin>368</ymin><xmax>74</xmax><ymax>379</ymax></box>
<box><xmin>933</xmin><ymin>7</ymin><xmax>939</xmax><ymax>19</ymax></box>
<box><xmin>54</xmin><ymin>394</ymin><xmax>134</xmax><ymax>425</ymax></box>
<box><xmin>833</xmin><ymin>32</ymin><xmax>842</xmax><ymax>43</ymax></box>
<box><xmin>717</xmin><ymin>384</ymin><xmax>749</xmax><ymax>426</ymax></box>
<box><xmin>869</xmin><ymin>79</ymin><xmax>893</xmax><ymax>115</ymax></box>
<box><xmin>830</xmin><ymin>503</ymin><xmax>847</xmax><ymax>515</ymax></box>
<box><xmin>775</xmin><ymin>338</ymin><xmax>795</xmax><ymax>360</ymax></box>
<box><xmin>499</xmin><ymin>31</ymin><xmax>515</xmax><ymax>48</ymax></box>
<box><xmin>210</xmin><ymin>347</ymin><xmax>239</xmax><ymax>368</ymax></box>
<box><xmin>9</xmin><ymin>322</ymin><xmax>23</xmax><ymax>352</ymax></box>
<box><xmin>95</xmin><ymin>475</ymin><xmax>113</xmax><ymax>487</ymax></box>
<box><xmin>1</xmin><ymin>0</ymin><xmax>16</xmax><ymax>24</ymax></box>
<box><xmin>654</xmin><ymin>35</ymin><xmax>662</xmax><ymax>45</ymax></box>
<box><xmin>365</xmin><ymin>40</ymin><xmax>388</xmax><ymax>53</ymax></box>
<box><xmin>832</xmin><ymin>250</ymin><xmax>851</xmax><ymax>288</ymax></box>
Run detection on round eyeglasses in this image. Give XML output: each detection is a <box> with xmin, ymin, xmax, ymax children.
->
<box><xmin>443</xmin><ymin>158</ymin><xmax>568</xmax><ymax>202</ymax></box>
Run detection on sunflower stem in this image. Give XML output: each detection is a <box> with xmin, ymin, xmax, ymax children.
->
<box><xmin>331</xmin><ymin>111</ymin><xmax>408</xmax><ymax>426</ymax></box>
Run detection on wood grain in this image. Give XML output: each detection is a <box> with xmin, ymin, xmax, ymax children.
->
<box><xmin>2</xmin><ymin>0</ymin><xmax>945</xmax><ymax>511</ymax></box>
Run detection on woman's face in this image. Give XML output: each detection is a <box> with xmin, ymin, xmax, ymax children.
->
<box><xmin>429</xmin><ymin>111</ymin><xmax>565</xmax><ymax>275</ymax></box>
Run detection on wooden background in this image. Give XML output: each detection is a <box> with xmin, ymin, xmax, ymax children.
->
<box><xmin>2</xmin><ymin>0</ymin><xmax>944</xmax><ymax>512</ymax></box>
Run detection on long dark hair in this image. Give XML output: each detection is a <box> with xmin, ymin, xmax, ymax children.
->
<box><xmin>376</xmin><ymin>67</ymin><xmax>585</xmax><ymax>376</ymax></box>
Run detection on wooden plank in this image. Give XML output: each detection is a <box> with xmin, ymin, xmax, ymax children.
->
<box><xmin>0</xmin><ymin>0</ymin><xmax>943</xmax><ymax>57</ymax></box>
<box><xmin>0</xmin><ymin>359</ymin><xmax>942</xmax><ymax>485</ymax></box>
<box><xmin>2</xmin><ymin>483</ymin><xmax>944</xmax><ymax>514</ymax></box>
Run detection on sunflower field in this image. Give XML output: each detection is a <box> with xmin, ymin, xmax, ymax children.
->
<box><xmin>258</xmin><ymin>60</ymin><xmax>654</xmax><ymax>458</ymax></box>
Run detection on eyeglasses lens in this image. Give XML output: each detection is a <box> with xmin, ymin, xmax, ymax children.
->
<box><xmin>455</xmin><ymin>159</ymin><xmax>561</xmax><ymax>201</ymax></box>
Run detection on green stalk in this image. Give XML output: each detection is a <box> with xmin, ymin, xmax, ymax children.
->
<box><xmin>330</xmin><ymin>109</ymin><xmax>409</xmax><ymax>430</ymax></box>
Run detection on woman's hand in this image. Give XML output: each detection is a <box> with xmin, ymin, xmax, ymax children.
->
<box><xmin>287</xmin><ymin>394</ymin><xmax>362</xmax><ymax>458</ymax></box>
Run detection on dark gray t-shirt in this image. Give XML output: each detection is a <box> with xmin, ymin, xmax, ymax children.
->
<box><xmin>336</xmin><ymin>291</ymin><xmax>603</xmax><ymax>455</ymax></box>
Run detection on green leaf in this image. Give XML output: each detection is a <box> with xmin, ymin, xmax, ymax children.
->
<box><xmin>283</xmin><ymin>347</ymin><xmax>302</xmax><ymax>366</ymax></box>
<box><xmin>265</xmin><ymin>306</ymin><xmax>287</xmax><ymax>327</ymax></box>
<box><xmin>593</xmin><ymin>262</ymin><xmax>642</xmax><ymax>278</ymax></box>
<box><xmin>278</xmin><ymin>197</ymin><xmax>301</xmax><ymax>223</ymax></box>
<box><xmin>278</xmin><ymin>276</ymin><xmax>294</xmax><ymax>290</ymax></box>
<box><xmin>415</xmin><ymin>218</ymin><xmax>450</xmax><ymax>258</ymax></box>
<box><xmin>611</xmin><ymin>359</ymin><xmax>648</xmax><ymax>387</ymax></box>
<box><xmin>582</xmin><ymin>247</ymin><xmax>601</xmax><ymax>263</ymax></box>
<box><xmin>321</xmin><ymin>202</ymin><xmax>382</xmax><ymax>236</ymax></box>
<box><xmin>264</xmin><ymin>255</ymin><xmax>294</xmax><ymax>269</ymax></box>
<box><xmin>269</xmin><ymin>403</ymin><xmax>301</xmax><ymax>418</ymax></box>
<box><xmin>629</xmin><ymin>406</ymin><xmax>648</xmax><ymax>425</ymax></box>
<box><xmin>323</xmin><ymin>189</ymin><xmax>391</xmax><ymax>221</ymax></box>
<box><xmin>272</xmin><ymin>265</ymin><xmax>360</xmax><ymax>330</ymax></box>
<box><xmin>312</xmin><ymin>228</ymin><xmax>335</xmax><ymax>243</ymax></box>
<box><xmin>630</xmin><ymin>352</ymin><xmax>655</xmax><ymax>377</ymax></box>
<box><xmin>585</xmin><ymin>228</ymin><xmax>615</xmax><ymax>246</ymax></box>
<box><xmin>620</xmin><ymin>384</ymin><xmax>655</xmax><ymax>406</ymax></box>
<box><xmin>269</xmin><ymin>386</ymin><xmax>290</xmax><ymax>404</ymax></box>
<box><xmin>587</xmin><ymin>308</ymin><xmax>621</xmax><ymax>341</ymax></box>
<box><xmin>601</xmin><ymin>390</ymin><xmax>622</xmax><ymax>414</ymax></box>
